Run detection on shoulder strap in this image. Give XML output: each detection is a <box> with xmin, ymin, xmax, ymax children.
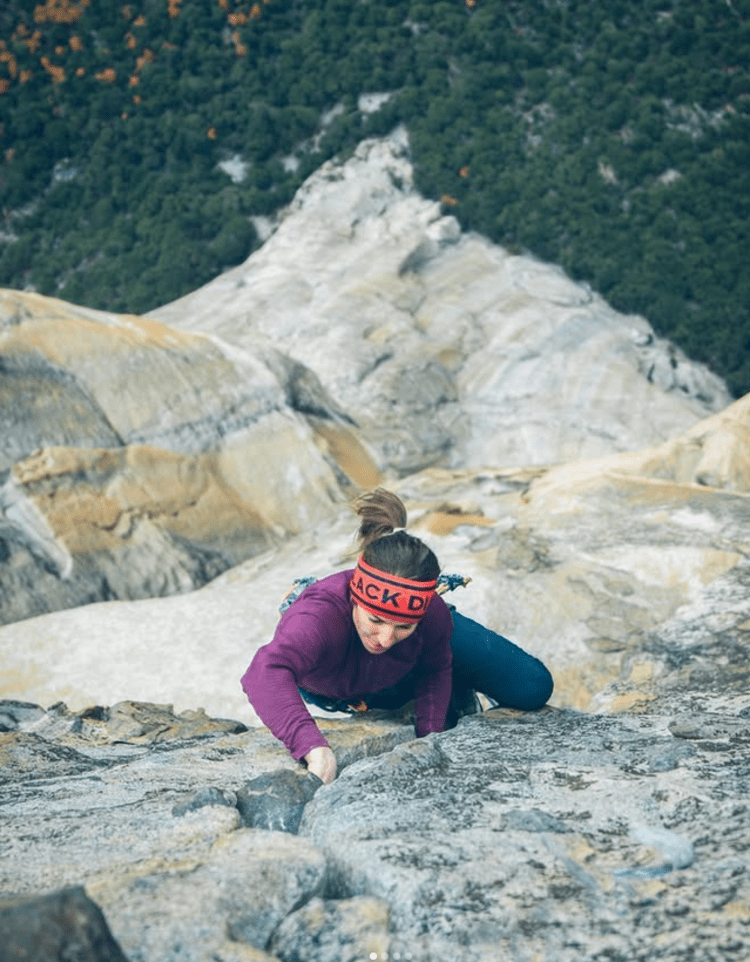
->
<box><xmin>278</xmin><ymin>576</ymin><xmax>318</xmax><ymax>614</ymax></box>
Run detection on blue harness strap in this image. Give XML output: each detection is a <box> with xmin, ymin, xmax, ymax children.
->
<box><xmin>278</xmin><ymin>576</ymin><xmax>317</xmax><ymax>614</ymax></box>
<box><xmin>298</xmin><ymin>688</ymin><xmax>368</xmax><ymax>714</ymax></box>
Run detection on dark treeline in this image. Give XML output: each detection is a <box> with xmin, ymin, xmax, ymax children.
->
<box><xmin>1</xmin><ymin>0</ymin><xmax>749</xmax><ymax>394</ymax></box>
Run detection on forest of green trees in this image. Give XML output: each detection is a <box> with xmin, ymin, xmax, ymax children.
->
<box><xmin>1</xmin><ymin>0</ymin><xmax>749</xmax><ymax>394</ymax></box>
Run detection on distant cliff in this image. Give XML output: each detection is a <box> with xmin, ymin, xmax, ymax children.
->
<box><xmin>152</xmin><ymin>130</ymin><xmax>730</xmax><ymax>473</ymax></box>
<box><xmin>0</xmin><ymin>131</ymin><xmax>734</xmax><ymax>631</ymax></box>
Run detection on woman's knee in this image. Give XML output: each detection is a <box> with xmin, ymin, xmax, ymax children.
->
<box><xmin>487</xmin><ymin>657</ymin><xmax>553</xmax><ymax>712</ymax></box>
<box><xmin>518</xmin><ymin>659</ymin><xmax>554</xmax><ymax>710</ymax></box>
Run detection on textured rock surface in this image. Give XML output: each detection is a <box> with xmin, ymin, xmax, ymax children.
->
<box><xmin>151</xmin><ymin>128</ymin><xmax>729</xmax><ymax>475</ymax></box>
<box><xmin>0</xmin><ymin>700</ymin><xmax>414</xmax><ymax>962</ymax></box>
<box><xmin>300</xmin><ymin>710</ymin><xmax>750</xmax><ymax>962</ymax></box>
<box><xmin>0</xmin><ymin>887</ymin><xmax>130</xmax><ymax>962</ymax></box>
<box><xmin>269</xmin><ymin>895</ymin><xmax>391</xmax><ymax>962</ymax></box>
<box><xmin>2</xmin><ymin>644</ymin><xmax>749</xmax><ymax>962</ymax></box>
<box><xmin>2</xmin><ymin>128</ymin><xmax>750</xmax><ymax>962</ymax></box>
<box><xmin>0</xmin><ymin>290</ymin><xmax>353</xmax><ymax>625</ymax></box>
<box><xmin>0</xmin><ymin>130</ymin><xmax>732</xmax><ymax>627</ymax></box>
<box><xmin>237</xmin><ymin>769</ymin><xmax>324</xmax><ymax>833</ymax></box>
<box><xmin>4</xmin><ymin>397</ymin><xmax>750</xmax><ymax>721</ymax></box>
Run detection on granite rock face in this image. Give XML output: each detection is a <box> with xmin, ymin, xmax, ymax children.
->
<box><xmin>0</xmin><ymin>130</ymin><xmax>732</xmax><ymax>627</ymax></box>
<box><xmin>1</xmin><ymin>616</ymin><xmax>748</xmax><ymax>962</ymax></box>
<box><xmin>2</xmin><ymin>128</ymin><xmax>750</xmax><ymax>961</ymax></box>
<box><xmin>151</xmin><ymin>128</ymin><xmax>729</xmax><ymax>475</ymax></box>
<box><xmin>0</xmin><ymin>290</ymin><xmax>353</xmax><ymax>625</ymax></box>
<box><xmin>300</xmin><ymin>710</ymin><xmax>749</xmax><ymax>962</ymax></box>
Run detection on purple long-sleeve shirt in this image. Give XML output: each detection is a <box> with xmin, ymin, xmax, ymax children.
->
<box><xmin>241</xmin><ymin>569</ymin><xmax>453</xmax><ymax>760</ymax></box>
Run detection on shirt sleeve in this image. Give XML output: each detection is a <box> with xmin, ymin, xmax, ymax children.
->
<box><xmin>412</xmin><ymin>599</ymin><xmax>454</xmax><ymax>737</ymax></box>
<box><xmin>240</xmin><ymin>604</ymin><xmax>346</xmax><ymax>761</ymax></box>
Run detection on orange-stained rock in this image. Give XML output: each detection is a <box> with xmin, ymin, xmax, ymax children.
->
<box><xmin>0</xmin><ymin>289</ymin><xmax>356</xmax><ymax>624</ymax></box>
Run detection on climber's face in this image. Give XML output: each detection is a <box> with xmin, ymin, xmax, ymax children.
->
<box><xmin>352</xmin><ymin>605</ymin><xmax>417</xmax><ymax>654</ymax></box>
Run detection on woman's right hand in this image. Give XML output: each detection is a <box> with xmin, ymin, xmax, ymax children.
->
<box><xmin>304</xmin><ymin>746</ymin><xmax>337</xmax><ymax>784</ymax></box>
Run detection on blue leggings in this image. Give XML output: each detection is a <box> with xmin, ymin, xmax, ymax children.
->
<box><xmin>365</xmin><ymin>609</ymin><xmax>553</xmax><ymax>717</ymax></box>
<box><xmin>449</xmin><ymin>609</ymin><xmax>553</xmax><ymax>710</ymax></box>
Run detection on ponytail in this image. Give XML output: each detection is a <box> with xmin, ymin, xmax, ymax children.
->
<box><xmin>353</xmin><ymin>488</ymin><xmax>440</xmax><ymax>583</ymax></box>
<box><xmin>354</xmin><ymin>488</ymin><xmax>407</xmax><ymax>550</ymax></box>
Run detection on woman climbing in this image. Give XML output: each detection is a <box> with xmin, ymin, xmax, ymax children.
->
<box><xmin>241</xmin><ymin>488</ymin><xmax>553</xmax><ymax>784</ymax></box>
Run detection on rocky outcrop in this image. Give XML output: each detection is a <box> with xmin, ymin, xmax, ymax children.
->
<box><xmin>0</xmin><ymin>887</ymin><xmax>130</xmax><ymax>962</ymax></box>
<box><xmin>0</xmin><ymin>130</ymin><xmax>732</xmax><ymax>627</ymax></box>
<box><xmin>2</xmin><ymin>602</ymin><xmax>749</xmax><ymax>962</ymax></box>
<box><xmin>0</xmin><ymin>290</ymin><xmax>362</xmax><ymax>625</ymax></box>
<box><xmin>151</xmin><ymin>128</ymin><xmax>730</xmax><ymax>475</ymax></box>
<box><xmin>4</xmin><ymin>395</ymin><xmax>750</xmax><ymax>723</ymax></box>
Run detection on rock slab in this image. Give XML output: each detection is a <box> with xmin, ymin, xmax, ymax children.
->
<box><xmin>1</xmin><ymin>683</ymin><xmax>749</xmax><ymax>962</ymax></box>
<box><xmin>152</xmin><ymin>128</ymin><xmax>730</xmax><ymax>475</ymax></box>
<box><xmin>0</xmin><ymin>887</ymin><xmax>129</xmax><ymax>962</ymax></box>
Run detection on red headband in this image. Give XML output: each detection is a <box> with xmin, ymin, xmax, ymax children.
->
<box><xmin>350</xmin><ymin>557</ymin><xmax>438</xmax><ymax>624</ymax></box>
